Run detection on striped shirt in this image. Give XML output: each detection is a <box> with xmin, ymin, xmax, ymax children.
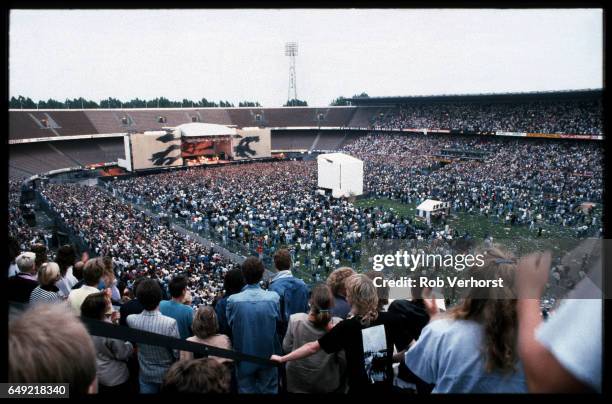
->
<box><xmin>29</xmin><ymin>286</ymin><xmax>63</xmax><ymax>305</ymax></box>
<box><xmin>127</xmin><ymin>310</ymin><xmax>180</xmax><ymax>383</ymax></box>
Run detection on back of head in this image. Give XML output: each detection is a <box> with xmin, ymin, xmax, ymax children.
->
<box><xmin>55</xmin><ymin>245</ymin><xmax>76</xmax><ymax>276</ymax></box>
<box><xmin>137</xmin><ymin>278</ymin><xmax>163</xmax><ymax>311</ymax></box>
<box><xmin>15</xmin><ymin>252</ymin><xmax>36</xmax><ymax>274</ymax></box>
<box><xmin>223</xmin><ymin>268</ymin><xmax>245</xmax><ymax>296</ymax></box>
<box><xmin>327</xmin><ymin>267</ymin><xmax>355</xmax><ymax>298</ymax></box>
<box><xmin>30</xmin><ymin>243</ymin><xmax>47</xmax><ymax>269</ymax></box>
<box><xmin>162</xmin><ymin>358</ymin><xmax>231</xmax><ymax>394</ymax></box>
<box><xmin>192</xmin><ymin>306</ymin><xmax>219</xmax><ymax>339</ymax></box>
<box><xmin>73</xmin><ymin>261</ymin><xmax>85</xmax><ymax>281</ymax></box>
<box><xmin>9</xmin><ymin>304</ymin><xmax>97</xmax><ymax>396</ymax></box>
<box><xmin>273</xmin><ymin>249</ymin><xmax>292</xmax><ymax>272</ymax></box>
<box><xmin>309</xmin><ymin>283</ymin><xmax>334</xmax><ymax>329</ymax></box>
<box><xmin>365</xmin><ymin>271</ymin><xmax>389</xmax><ymax>311</ymax></box>
<box><xmin>81</xmin><ymin>292</ymin><xmax>109</xmax><ymax>320</ymax></box>
<box><xmin>8</xmin><ymin>236</ymin><xmax>20</xmax><ymax>263</ymax></box>
<box><xmin>168</xmin><ymin>275</ymin><xmax>188</xmax><ymax>299</ymax></box>
<box><xmin>449</xmin><ymin>245</ymin><xmax>518</xmax><ymax>373</ymax></box>
<box><xmin>38</xmin><ymin>262</ymin><xmax>60</xmax><ymax>287</ymax></box>
<box><xmin>241</xmin><ymin>257</ymin><xmax>265</xmax><ymax>285</ymax></box>
<box><xmin>83</xmin><ymin>258</ymin><xmax>105</xmax><ymax>287</ymax></box>
<box><xmin>345</xmin><ymin>274</ymin><xmax>379</xmax><ymax>326</ymax></box>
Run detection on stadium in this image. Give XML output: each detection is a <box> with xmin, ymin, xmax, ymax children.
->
<box><xmin>6</xmin><ymin>8</ymin><xmax>604</xmax><ymax>397</ymax></box>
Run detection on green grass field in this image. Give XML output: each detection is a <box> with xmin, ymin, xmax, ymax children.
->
<box><xmin>353</xmin><ymin>198</ymin><xmax>586</xmax><ymax>256</ymax></box>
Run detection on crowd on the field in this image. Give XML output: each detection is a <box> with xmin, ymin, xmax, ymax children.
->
<box><xmin>369</xmin><ymin>99</ymin><xmax>603</xmax><ymax>135</ymax></box>
<box><xmin>342</xmin><ymin>133</ymin><xmax>602</xmax><ymax>236</ymax></box>
<box><xmin>36</xmin><ymin>183</ymin><xmax>234</xmax><ymax>307</ymax></box>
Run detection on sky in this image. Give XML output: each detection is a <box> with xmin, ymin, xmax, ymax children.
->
<box><xmin>9</xmin><ymin>9</ymin><xmax>603</xmax><ymax>107</ymax></box>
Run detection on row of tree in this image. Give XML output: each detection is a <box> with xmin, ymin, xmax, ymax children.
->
<box><xmin>330</xmin><ymin>92</ymin><xmax>369</xmax><ymax>106</ymax></box>
<box><xmin>9</xmin><ymin>96</ymin><xmax>263</xmax><ymax>109</ymax></box>
<box><xmin>9</xmin><ymin>93</ymin><xmax>369</xmax><ymax>109</ymax></box>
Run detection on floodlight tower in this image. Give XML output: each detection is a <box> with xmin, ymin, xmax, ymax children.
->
<box><xmin>285</xmin><ymin>42</ymin><xmax>298</xmax><ymax>104</ymax></box>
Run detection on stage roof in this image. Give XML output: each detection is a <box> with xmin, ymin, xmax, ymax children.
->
<box><xmin>174</xmin><ymin>122</ymin><xmax>237</xmax><ymax>137</ymax></box>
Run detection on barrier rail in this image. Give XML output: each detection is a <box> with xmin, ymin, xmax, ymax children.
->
<box><xmin>9</xmin><ymin>301</ymin><xmax>278</xmax><ymax>368</ymax></box>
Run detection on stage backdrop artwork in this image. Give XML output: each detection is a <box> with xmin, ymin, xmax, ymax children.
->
<box><xmin>233</xmin><ymin>128</ymin><xmax>272</xmax><ymax>160</ymax></box>
<box><xmin>130</xmin><ymin>130</ymin><xmax>183</xmax><ymax>170</ymax></box>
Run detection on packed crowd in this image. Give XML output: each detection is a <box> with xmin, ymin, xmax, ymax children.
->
<box><xmin>107</xmin><ymin>161</ymin><xmax>443</xmax><ymax>276</ymax></box>
<box><xmin>342</xmin><ymin>133</ymin><xmax>602</xmax><ymax>235</ymax></box>
<box><xmin>8</xmin><ymin>247</ymin><xmax>602</xmax><ymax>394</ymax></box>
<box><xmin>38</xmin><ymin>183</ymin><xmax>235</xmax><ymax>307</ymax></box>
<box><xmin>369</xmin><ymin>99</ymin><xmax>603</xmax><ymax>135</ymax></box>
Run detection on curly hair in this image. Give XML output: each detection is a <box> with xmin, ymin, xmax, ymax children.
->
<box><xmin>345</xmin><ymin>274</ymin><xmax>379</xmax><ymax>326</ymax></box>
<box><xmin>448</xmin><ymin>245</ymin><xmax>518</xmax><ymax>373</ymax></box>
<box><xmin>326</xmin><ymin>267</ymin><xmax>355</xmax><ymax>297</ymax></box>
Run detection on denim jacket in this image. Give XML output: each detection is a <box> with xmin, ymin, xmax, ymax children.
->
<box><xmin>227</xmin><ymin>284</ymin><xmax>281</xmax><ymax>374</ymax></box>
<box><xmin>268</xmin><ymin>272</ymin><xmax>310</xmax><ymax>339</ymax></box>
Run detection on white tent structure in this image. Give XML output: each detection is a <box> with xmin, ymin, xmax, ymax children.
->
<box><xmin>172</xmin><ymin>122</ymin><xmax>237</xmax><ymax>137</ymax></box>
<box><xmin>416</xmin><ymin>199</ymin><xmax>450</xmax><ymax>225</ymax></box>
<box><xmin>317</xmin><ymin>153</ymin><xmax>363</xmax><ymax>198</ymax></box>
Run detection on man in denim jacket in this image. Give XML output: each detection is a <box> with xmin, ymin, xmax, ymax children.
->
<box><xmin>267</xmin><ymin>249</ymin><xmax>310</xmax><ymax>340</ymax></box>
<box><xmin>227</xmin><ymin>257</ymin><xmax>281</xmax><ymax>394</ymax></box>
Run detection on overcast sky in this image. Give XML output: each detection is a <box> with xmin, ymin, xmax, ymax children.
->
<box><xmin>9</xmin><ymin>9</ymin><xmax>603</xmax><ymax>107</ymax></box>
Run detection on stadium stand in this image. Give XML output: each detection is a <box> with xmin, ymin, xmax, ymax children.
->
<box><xmin>9</xmin><ymin>112</ymin><xmax>52</xmax><ymax>140</ymax></box>
<box><xmin>47</xmin><ymin>111</ymin><xmax>99</xmax><ymax>136</ymax></box>
<box><xmin>84</xmin><ymin>110</ymin><xmax>125</xmax><ymax>134</ymax></box>
<box><xmin>9</xmin><ymin>143</ymin><xmax>80</xmax><ymax>176</ymax></box>
<box><xmin>270</xmin><ymin>130</ymin><xmax>318</xmax><ymax>150</ymax></box>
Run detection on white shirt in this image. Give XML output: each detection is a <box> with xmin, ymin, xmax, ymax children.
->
<box><xmin>536</xmin><ymin>296</ymin><xmax>602</xmax><ymax>392</ymax></box>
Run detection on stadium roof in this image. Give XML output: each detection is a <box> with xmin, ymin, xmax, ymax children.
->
<box><xmin>349</xmin><ymin>88</ymin><xmax>603</xmax><ymax>106</ymax></box>
<box><xmin>174</xmin><ymin>122</ymin><xmax>237</xmax><ymax>137</ymax></box>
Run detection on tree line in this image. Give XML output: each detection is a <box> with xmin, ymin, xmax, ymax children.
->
<box><xmin>9</xmin><ymin>93</ymin><xmax>368</xmax><ymax>109</ymax></box>
<box><xmin>9</xmin><ymin>96</ymin><xmax>263</xmax><ymax>109</ymax></box>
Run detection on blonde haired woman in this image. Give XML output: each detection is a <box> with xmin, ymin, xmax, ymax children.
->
<box><xmin>30</xmin><ymin>262</ymin><xmax>63</xmax><ymax>305</ymax></box>
<box><xmin>271</xmin><ymin>273</ymin><xmax>405</xmax><ymax>393</ymax></box>
<box><xmin>404</xmin><ymin>245</ymin><xmax>528</xmax><ymax>393</ymax></box>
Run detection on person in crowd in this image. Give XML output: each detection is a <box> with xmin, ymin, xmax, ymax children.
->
<box><xmin>101</xmin><ymin>256</ymin><xmax>122</xmax><ymax>305</ymax></box>
<box><xmin>160</xmin><ymin>275</ymin><xmax>194</xmax><ymax>339</ymax></box>
<box><xmin>55</xmin><ymin>244</ymin><xmax>79</xmax><ymax>298</ymax></box>
<box><xmin>161</xmin><ymin>358</ymin><xmax>231</xmax><ymax>394</ymax></box>
<box><xmin>268</xmin><ymin>249</ymin><xmax>310</xmax><ymax>338</ymax></box>
<box><xmin>30</xmin><ymin>243</ymin><xmax>48</xmax><ymax>272</ymax></box>
<box><xmin>8</xmin><ymin>236</ymin><xmax>20</xmax><ymax>277</ymax></box>
<box><xmin>516</xmin><ymin>252</ymin><xmax>601</xmax><ymax>393</ymax></box>
<box><xmin>214</xmin><ymin>268</ymin><xmax>245</xmax><ymax>339</ymax></box>
<box><xmin>81</xmin><ymin>292</ymin><xmax>134</xmax><ymax>394</ymax></box>
<box><xmin>282</xmin><ymin>283</ymin><xmax>345</xmax><ymax>393</ymax></box>
<box><xmin>68</xmin><ymin>257</ymin><xmax>105</xmax><ymax>315</ymax></box>
<box><xmin>120</xmin><ymin>276</ymin><xmax>145</xmax><ymax>326</ymax></box>
<box><xmin>181</xmin><ymin>306</ymin><xmax>232</xmax><ymax>362</ymax></box>
<box><xmin>272</xmin><ymin>273</ymin><xmax>405</xmax><ymax>393</ymax></box>
<box><xmin>29</xmin><ymin>262</ymin><xmax>63</xmax><ymax>305</ymax></box>
<box><xmin>8</xmin><ymin>252</ymin><xmax>39</xmax><ymax>304</ymax></box>
<box><xmin>404</xmin><ymin>246</ymin><xmax>527</xmax><ymax>393</ymax></box>
<box><xmin>9</xmin><ymin>304</ymin><xmax>98</xmax><ymax>395</ymax></box>
<box><xmin>127</xmin><ymin>278</ymin><xmax>180</xmax><ymax>394</ymax></box>
<box><xmin>73</xmin><ymin>260</ymin><xmax>85</xmax><ymax>282</ymax></box>
<box><xmin>227</xmin><ymin>257</ymin><xmax>281</xmax><ymax>394</ymax></box>
<box><xmin>326</xmin><ymin>267</ymin><xmax>355</xmax><ymax>319</ymax></box>
<box><xmin>387</xmin><ymin>284</ymin><xmax>432</xmax><ymax>392</ymax></box>
<box><xmin>365</xmin><ymin>271</ymin><xmax>390</xmax><ymax>312</ymax></box>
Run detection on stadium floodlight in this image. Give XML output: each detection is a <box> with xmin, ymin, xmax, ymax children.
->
<box><xmin>285</xmin><ymin>42</ymin><xmax>298</xmax><ymax>56</ymax></box>
<box><xmin>285</xmin><ymin>42</ymin><xmax>298</xmax><ymax>104</ymax></box>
